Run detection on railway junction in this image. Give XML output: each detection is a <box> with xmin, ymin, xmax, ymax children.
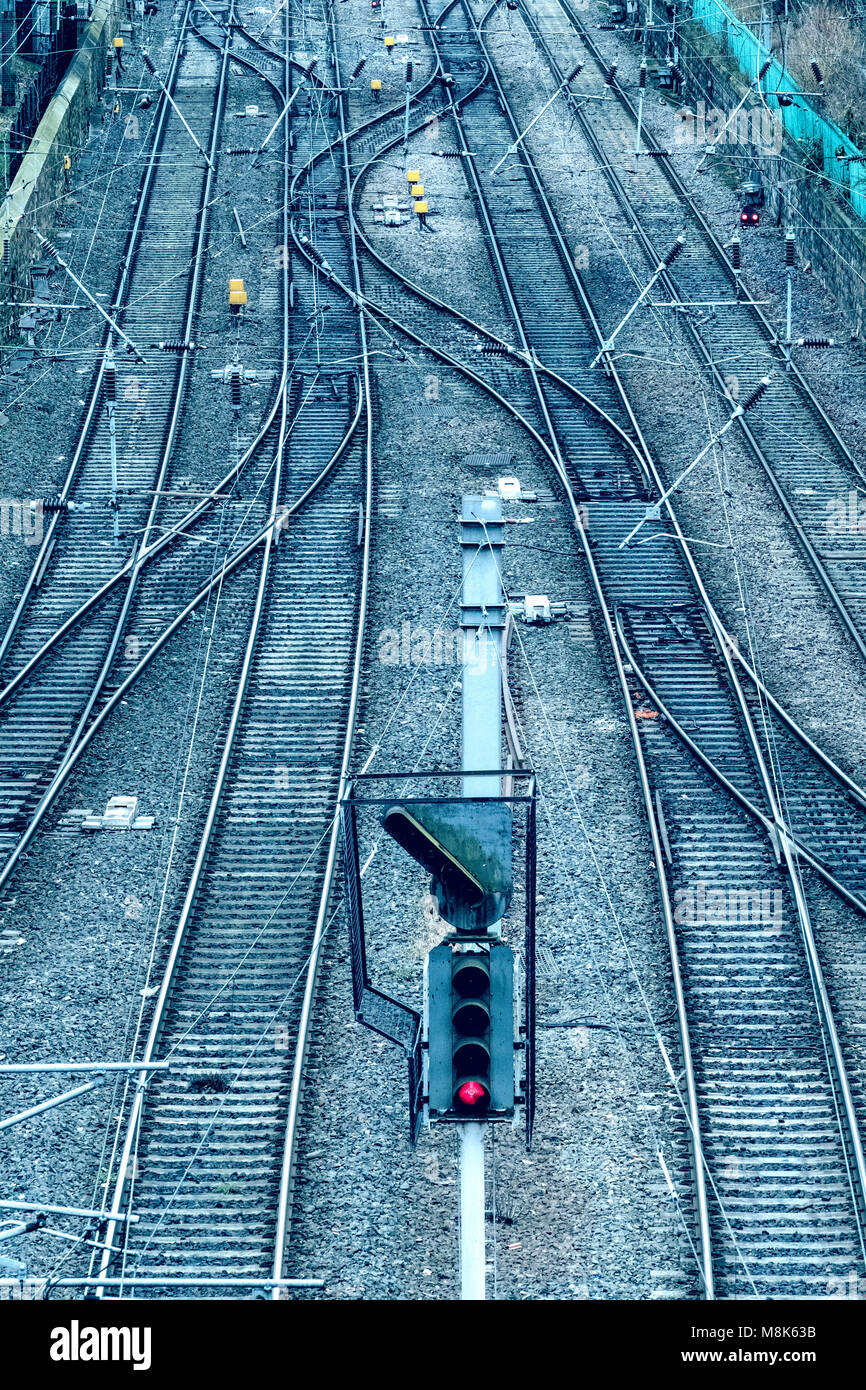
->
<box><xmin>0</xmin><ymin>0</ymin><xmax>865</xmax><ymax>1312</ymax></box>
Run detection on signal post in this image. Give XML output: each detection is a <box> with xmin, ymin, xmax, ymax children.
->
<box><xmin>340</xmin><ymin>496</ymin><xmax>536</xmax><ymax>1301</ymax></box>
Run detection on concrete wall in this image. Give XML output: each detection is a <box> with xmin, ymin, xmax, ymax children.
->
<box><xmin>0</xmin><ymin>0</ymin><xmax>118</xmax><ymax>336</ymax></box>
<box><xmin>640</xmin><ymin>14</ymin><xmax>866</xmax><ymax>336</ymax></box>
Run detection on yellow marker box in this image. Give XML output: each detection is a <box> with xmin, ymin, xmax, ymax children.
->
<box><xmin>229</xmin><ymin>278</ymin><xmax>245</xmax><ymax>293</ymax></box>
<box><xmin>413</xmin><ymin>200</ymin><xmax>428</xmax><ymax>214</ymax></box>
<box><xmin>384</xmin><ymin>34</ymin><xmax>395</xmax><ymax>46</ymax></box>
<box><xmin>113</xmin><ymin>35</ymin><xmax>123</xmax><ymax>47</ymax></box>
<box><xmin>229</xmin><ymin>289</ymin><xmax>248</xmax><ymax>306</ymax></box>
<box><xmin>371</xmin><ymin>79</ymin><xmax>382</xmax><ymax>90</ymax></box>
<box><xmin>411</xmin><ymin>184</ymin><xmax>424</xmax><ymax>198</ymax></box>
<box><xmin>406</xmin><ymin>169</ymin><xmax>420</xmax><ymax>182</ymax></box>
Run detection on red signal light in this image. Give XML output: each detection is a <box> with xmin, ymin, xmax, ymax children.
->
<box><xmin>457</xmin><ymin>1080</ymin><xmax>488</xmax><ymax>1108</ymax></box>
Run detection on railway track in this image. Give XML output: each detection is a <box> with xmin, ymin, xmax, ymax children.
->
<box><xmin>0</xmin><ymin>3</ymin><xmax>263</xmax><ymax>879</ymax></box>
<box><xmin>516</xmin><ymin>0</ymin><xmax>866</xmax><ymax>663</ymax></box>
<box><xmin>291</xmin><ymin>0</ymin><xmax>866</xmax><ymax>1296</ymax></box>
<box><xmin>80</xmin><ymin>0</ymin><xmax>373</xmax><ymax>1297</ymax></box>
<box><xmin>3</xmin><ymin>0</ymin><xmax>864</xmax><ymax>1303</ymax></box>
<box><xmin>448</xmin><ymin>0</ymin><xmax>866</xmax><ymax>1297</ymax></box>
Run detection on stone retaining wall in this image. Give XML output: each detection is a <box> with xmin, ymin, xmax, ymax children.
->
<box><xmin>639</xmin><ymin>13</ymin><xmax>866</xmax><ymax>335</ymax></box>
<box><xmin>1</xmin><ymin>0</ymin><xmax>118</xmax><ymax>337</ymax></box>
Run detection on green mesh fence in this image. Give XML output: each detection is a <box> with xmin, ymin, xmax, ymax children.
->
<box><xmin>687</xmin><ymin>0</ymin><xmax>866</xmax><ymax>220</ymax></box>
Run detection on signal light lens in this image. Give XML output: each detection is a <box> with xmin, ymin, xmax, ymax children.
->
<box><xmin>457</xmin><ymin>1080</ymin><xmax>488</xmax><ymax>1109</ymax></box>
<box><xmin>454</xmin><ymin>999</ymin><xmax>490</xmax><ymax>1035</ymax></box>
<box><xmin>453</xmin><ymin>960</ymin><xmax>489</xmax><ymax>998</ymax></box>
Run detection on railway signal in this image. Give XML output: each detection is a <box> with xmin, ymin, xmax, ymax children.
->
<box><xmin>427</xmin><ymin>940</ymin><xmax>515</xmax><ymax>1121</ymax></box>
<box><xmin>343</xmin><ymin>496</ymin><xmax>534</xmax><ymax>1301</ymax></box>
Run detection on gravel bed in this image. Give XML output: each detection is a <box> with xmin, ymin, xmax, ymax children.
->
<box><xmin>482</xmin><ymin>0</ymin><xmax>866</xmax><ymax>782</ymax></box>
<box><xmin>6</xmin><ymin>0</ymin><xmax>865</xmax><ymax>1304</ymax></box>
<box><xmin>0</xmin><ymin>8</ymin><xmax>184</xmax><ymax>633</ymax></box>
<box><xmin>284</xmin><ymin>0</ymin><xmax>700</xmax><ymax>1302</ymax></box>
<box><xmin>0</xmin><ymin>0</ymin><xmax>301</xmax><ymax>1281</ymax></box>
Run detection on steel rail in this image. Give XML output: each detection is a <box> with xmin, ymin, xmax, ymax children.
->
<box><xmin>333</xmin><ymin>0</ymin><xmax>866</xmax><ymax>1287</ymax></box>
<box><xmin>0</xmin><ymin>380</ymin><xmax>288</xmax><ymax>710</ymax></box>
<box><xmin>473</xmin><ymin>0</ymin><xmax>866</xmax><ymax>1267</ymax></box>
<box><xmin>519</xmin><ymin>0</ymin><xmax>866</xmax><ymax>665</ymax></box>
<box><xmin>0</xmin><ymin>3</ymin><xmax>196</xmax><ymax>671</ymax></box>
<box><xmin>89</xmin><ymin>1</ymin><xmax>368</xmax><ymax>1299</ymax></box>
<box><xmin>286</xmin><ymin>3</ymin><xmax>866</xmax><ymax>1289</ymax></box>
<box><xmin>0</xmin><ymin>0</ymin><xmax>294</xmax><ymax>709</ymax></box>
<box><xmin>288</xmin><ymin>0</ymin><xmax>715</xmax><ymax>1293</ymax></box>
<box><xmin>63</xmin><ymin>7</ymin><xmax>237</xmax><ymax>756</ymax></box>
<box><xmin>0</xmin><ymin>6</ymin><xmax>323</xmax><ymax>906</ymax></box>
<box><xmin>95</xmin><ymin>6</ymin><xmax>294</xmax><ymax>1274</ymax></box>
<box><xmin>347</xmin><ymin>65</ymin><xmax>866</xmax><ymax>910</ymax></box>
<box><xmin>614</xmin><ymin>609</ymin><xmax>866</xmax><ymax>919</ymax></box>
<box><xmin>426</xmin><ymin>0</ymin><xmax>716</xmax><ymax>1295</ymax></box>
<box><xmin>0</xmin><ymin>6</ymin><xmax>240</xmax><ymax>892</ymax></box>
<box><xmin>0</xmin><ymin>384</ymin><xmax>363</xmax><ymax>910</ymax></box>
<box><xmin>269</xmin><ymin>0</ymin><xmax>377</xmax><ymax>1296</ymax></box>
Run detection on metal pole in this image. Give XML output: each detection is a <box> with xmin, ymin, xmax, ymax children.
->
<box><xmin>0</xmin><ymin>1200</ymin><xmax>139</xmax><ymax>1222</ymax></box>
<box><xmin>0</xmin><ymin>1221</ymin><xmax>38</xmax><ymax>1242</ymax></box>
<box><xmin>618</xmin><ymin>378</ymin><xmax>770</xmax><ymax>547</ymax></box>
<box><xmin>590</xmin><ymin>235</ymin><xmax>685</xmax><ymax>367</ymax></box>
<box><xmin>0</xmin><ymin>1061</ymin><xmax>171</xmax><ymax>1073</ymax></box>
<box><xmin>141</xmin><ymin>51</ymin><xmax>215</xmax><ymax>169</ymax></box>
<box><xmin>35</xmin><ymin>235</ymin><xmax>144</xmax><ymax>360</ymax></box>
<box><xmin>459</xmin><ymin>1123</ymin><xmax>486</xmax><ymax>1300</ymax></box>
<box><xmin>50</xmin><ymin>1276</ymin><xmax>325</xmax><ymax>1288</ymax></box>
<box><xmin>785</xmin><ymin>270</ymin><xmax>792</xmax><ymax>368</ymax></box>
<box><xmin>252</xmin><ymin>76</ymin><xmax>311</xmax><ymax>166</ymax></box>
<box><xmin>0</xmin><ymin>1077</ymin><xmax>103</xmax><ymax>1131</ymax></box>
<box><xmin>489</xmin><ymin>68</ymin><xmax>581</xmax><ymax>177</ymax></box>
<box><xmin>695</xmin><ymin>59</ymin><xmax>771</xmax><ymax>172</ymax></box>
<box><xmin>456</xmin><ymin>495</ymin><xmax>505</xmax><ymax>1300</ymax></box>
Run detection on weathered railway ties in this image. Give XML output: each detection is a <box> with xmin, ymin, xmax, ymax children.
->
<box><xmin>2</xmin><ymin>0</ymin><xmax>866</xmax><ymax>1303</ymax></box>
<box><xmin>83</xmin><ymin>0</ymin><xmax>373</xmax><ymax>1297</ymax></box>
<box><xmin>291</xmin><ymin>0</ymin><xmax>866</xmax><ymax>1297</ymax></box>
<box><xmin>519</xmin><ymin>0</ymin><xmax>866</xmax><ymax>664</ymax></box>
